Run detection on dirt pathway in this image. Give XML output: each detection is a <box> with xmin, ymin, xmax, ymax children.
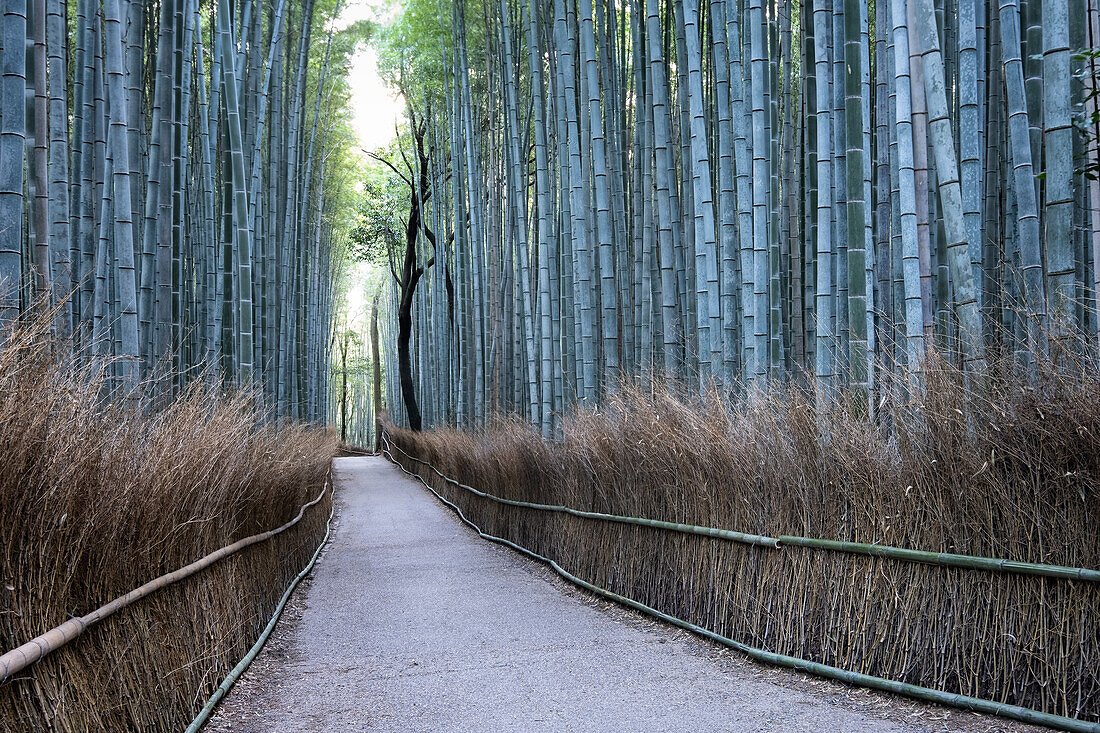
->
<box><xmin>206</xmin><ymin>456</ymin><xmax>1035</xmax><ymax>733</ymax></box>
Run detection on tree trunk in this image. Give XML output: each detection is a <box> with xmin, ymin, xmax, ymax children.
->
<box><xmin>372</xmin><ymin>292</ymin><xmax>383</xmax><ymax>450</ymax></box>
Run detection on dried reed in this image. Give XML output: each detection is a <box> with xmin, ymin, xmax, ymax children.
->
<box><xmin>0</xmin><ymin>317</ymin><xmax>336</xmax><ymax>731</ymax></box>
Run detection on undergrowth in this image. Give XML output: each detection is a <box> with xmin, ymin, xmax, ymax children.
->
<box><xmin>390</xmin><ymin>358</ymin><xmax>1100</xmax><ymax>722</ymax></box>
<box><xmin>0</xmin><ymin>318</ymin><xmax>337</xmax><ymax>731</ymax></box>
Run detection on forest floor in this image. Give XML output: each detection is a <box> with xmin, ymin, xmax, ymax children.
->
<box><xmin>206</xmin><ymin>456</ymin><xmax>1041</xmax><ymax>733</ymax></box>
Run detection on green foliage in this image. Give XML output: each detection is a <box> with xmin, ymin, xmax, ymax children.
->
<box><xmin>333</xmin><ymin>325</ymin><xmax>372</xmax><ymax>378</ymax></box>
<box><xmin>349</xmin><ymin>175</ymin><xmax>405</xmax><ymax>265</ymax></box>
<box><xmin>349</xmin><ymin>134</ymin><xmax>424</xmax><ymax>266</ymax></box>
<box><xmin>371</xmin><ymin>0</ymin><xmax>489</xmax><ymax>107</ymax></box>
<box><xmin>374</xmin><ymin>0</ymin><xmax>450</xmax><ymax>99</ymax></box>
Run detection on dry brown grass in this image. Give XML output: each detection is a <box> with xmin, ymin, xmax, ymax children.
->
<box><xmin>390</xmin><ymin>360</ymin><xmax>1100</xmax><ymax>723</ymax></box>
<box><xmin>0</xmin><ymin>318</ymin><xmax>336</xmax><ymax>731</ymax></box>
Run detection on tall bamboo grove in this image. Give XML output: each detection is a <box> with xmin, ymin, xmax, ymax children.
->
<box><xmin>375</xmin><ymin>0</ymin><xmax>1100</xmax><ymax>434</ymax></box>
<box><xmin>0</xmin><ymin>0</ymin><xmax>362</xmax><ymax>421</ymax></box>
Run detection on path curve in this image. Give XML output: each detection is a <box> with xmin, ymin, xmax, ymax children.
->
<box><xmin>207</xmin><ymin>456</ymin><xmax>1036</xmax><ymax>733</ymax></box>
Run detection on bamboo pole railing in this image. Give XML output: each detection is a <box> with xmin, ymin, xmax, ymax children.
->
<box><xmin>0</xmin><ymin>479</ymin><xmax>331</xmax><ymax>685</ymax></box>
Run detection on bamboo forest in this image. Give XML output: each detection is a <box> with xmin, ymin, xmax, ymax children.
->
<box><xmin>1</xmin><ymin>0</ymin><xmax>1099</xmax><ymax>731</ymax></box>
<box><xmin>362</xmin><ymin>0</ymin><xmax>1100</xmax><ymax>437</ymax></box>
<box><xmin>0</xmin><ymin>0</ymin><xmax>361</xmax><ymax>419</ymax></box>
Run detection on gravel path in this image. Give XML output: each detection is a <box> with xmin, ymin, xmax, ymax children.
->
<box><xmin>206</xmin><ymin>456</ymin><xmax>1038</xmax><ymax>733</ymax></box>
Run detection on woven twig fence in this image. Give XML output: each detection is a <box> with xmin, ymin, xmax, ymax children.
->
<box><xmin>385</xmin><ymin>430</ymin><xmax>1099</xmax><ymax>731</ymax></box>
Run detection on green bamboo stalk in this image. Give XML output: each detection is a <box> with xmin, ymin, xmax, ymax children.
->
<box><xmin>913</xmin><ymin>0</ymin><xmax>987</xmax><ymax>374</ymax></box>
